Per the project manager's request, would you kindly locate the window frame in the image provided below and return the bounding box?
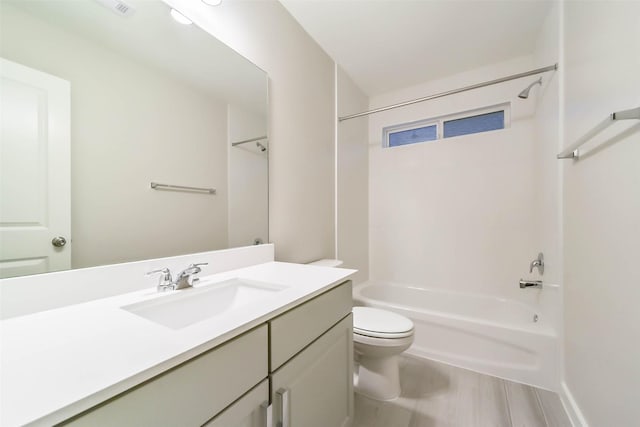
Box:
[382,103,510,148]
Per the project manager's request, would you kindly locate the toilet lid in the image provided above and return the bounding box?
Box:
[353,307,414,339]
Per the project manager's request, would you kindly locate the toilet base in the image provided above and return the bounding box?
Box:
[355,354,401,401]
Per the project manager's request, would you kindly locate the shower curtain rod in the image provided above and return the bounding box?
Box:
[338,63,558,122]
[231,135,268,146]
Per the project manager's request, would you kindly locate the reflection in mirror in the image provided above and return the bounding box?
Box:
[0,0,268,279]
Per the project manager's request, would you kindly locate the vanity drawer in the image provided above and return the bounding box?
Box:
[63,325,268,427]
[270,280,352,371]
[203,379,269,427]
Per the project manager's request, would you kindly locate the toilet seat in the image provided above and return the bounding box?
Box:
[353,307,414,339]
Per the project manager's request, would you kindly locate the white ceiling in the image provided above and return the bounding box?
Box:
[280,0,553,96]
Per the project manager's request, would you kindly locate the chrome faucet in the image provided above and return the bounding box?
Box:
[174,263,208,290]
[146,263,208,292]
[519,279,543,289]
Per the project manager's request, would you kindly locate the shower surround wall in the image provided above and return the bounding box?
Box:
[531,1,562,371]
[368,55,559,313]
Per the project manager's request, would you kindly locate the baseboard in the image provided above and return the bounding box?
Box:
[559,381,589,427]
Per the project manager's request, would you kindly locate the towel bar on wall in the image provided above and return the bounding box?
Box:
[231,136,267,146]
[557,106,640,159]
[150,182,216,194]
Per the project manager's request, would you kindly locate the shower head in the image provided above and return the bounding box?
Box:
[256,141,267,152]
[518,77,543,99]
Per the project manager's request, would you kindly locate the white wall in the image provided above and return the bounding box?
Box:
[563,1,640,425]
[228,105,269,248]
[167,0,336,263]
[337,66,369,283]
[368,55,560,309]
[1,4,229,268]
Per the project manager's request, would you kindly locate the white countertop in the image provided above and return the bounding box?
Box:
[0,261,355,427]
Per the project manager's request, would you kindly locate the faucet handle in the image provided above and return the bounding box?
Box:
[174,262,208,289]
[190,262,208,272]
[179,262,208,276]
[146,267,171,278]
[146,268,173,291]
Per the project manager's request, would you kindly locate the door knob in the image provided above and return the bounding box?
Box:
[51,236,67,247]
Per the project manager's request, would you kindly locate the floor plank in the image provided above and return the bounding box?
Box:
[504,381,547,427]
[353,355,568,427]
[354,392,415,427]
[477,373,512,426]
[535,388,572,427]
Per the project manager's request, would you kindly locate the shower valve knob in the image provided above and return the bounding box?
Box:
[529,252,544,275]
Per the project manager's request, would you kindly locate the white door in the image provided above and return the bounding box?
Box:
[0,58,71,278]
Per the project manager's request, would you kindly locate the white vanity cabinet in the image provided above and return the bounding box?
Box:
[61,280,353,427]
[63,325,269,427]
[269,281,354,427]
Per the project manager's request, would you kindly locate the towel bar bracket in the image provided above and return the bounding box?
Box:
[557,149,579,160]
[612,107,640,121]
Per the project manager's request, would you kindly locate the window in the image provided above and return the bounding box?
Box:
[383,104,509,148]
[388,124,437,147]
[443,110,505,138]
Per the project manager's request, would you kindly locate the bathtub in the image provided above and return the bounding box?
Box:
[353,282,558,391]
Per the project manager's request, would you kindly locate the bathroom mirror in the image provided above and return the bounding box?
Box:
[0,0,268,278]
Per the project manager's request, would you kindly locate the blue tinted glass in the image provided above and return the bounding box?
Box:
[388,125,437,147]
[443,111,504,138]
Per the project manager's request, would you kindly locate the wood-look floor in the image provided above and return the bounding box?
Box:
[353,355,571,427]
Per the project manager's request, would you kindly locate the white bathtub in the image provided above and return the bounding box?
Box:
[353,282,558,391]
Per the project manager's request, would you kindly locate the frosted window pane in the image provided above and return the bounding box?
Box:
[443,111,504,138]
[388,125,437,147]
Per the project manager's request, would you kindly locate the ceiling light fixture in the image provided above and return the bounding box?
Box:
[170,9,192,25]
[202,0,223,6]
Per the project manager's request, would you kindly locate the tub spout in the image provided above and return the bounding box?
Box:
[519,279,543,289]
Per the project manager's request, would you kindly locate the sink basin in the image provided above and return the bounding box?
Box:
[122,278,288,329]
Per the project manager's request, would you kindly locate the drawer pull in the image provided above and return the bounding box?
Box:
[276,388,290,427]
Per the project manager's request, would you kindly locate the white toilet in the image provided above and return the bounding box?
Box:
[307,259,415,400]
[352,306,414,400]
